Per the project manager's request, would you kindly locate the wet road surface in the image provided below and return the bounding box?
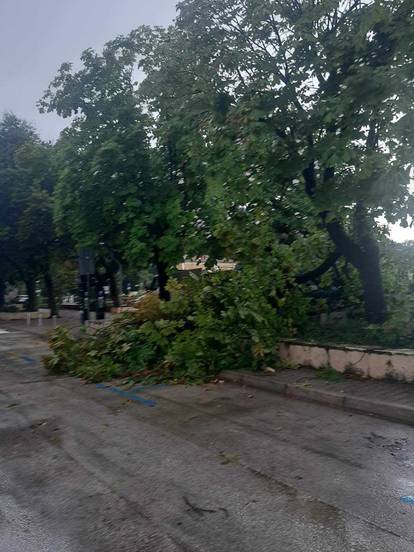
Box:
[1,328,414,551]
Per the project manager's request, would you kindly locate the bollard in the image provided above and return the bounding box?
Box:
[38,314,43,326]
[26,312,31,325]
[52,315,57,328]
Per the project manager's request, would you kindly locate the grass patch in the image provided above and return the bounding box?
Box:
[315,366,344,383]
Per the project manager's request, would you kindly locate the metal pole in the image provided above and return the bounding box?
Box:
[86,273,90,321]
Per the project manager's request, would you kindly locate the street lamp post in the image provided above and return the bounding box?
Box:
[78,248,95,325]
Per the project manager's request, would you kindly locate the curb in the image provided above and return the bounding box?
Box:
[220,370,414,426]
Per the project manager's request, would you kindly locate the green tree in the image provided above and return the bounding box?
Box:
[0,114,62,312]
[0,114,36,307]
[132,0,414,323]
[0,114,61,314]
[13,142,61,315]
[41,45,185,301]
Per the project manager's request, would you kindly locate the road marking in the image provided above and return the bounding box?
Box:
[95,384,157,407]
[21,355,36,363]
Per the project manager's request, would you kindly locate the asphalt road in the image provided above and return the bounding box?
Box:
[1,328,414,552]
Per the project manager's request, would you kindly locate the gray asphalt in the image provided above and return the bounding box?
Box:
[1,328,414,552]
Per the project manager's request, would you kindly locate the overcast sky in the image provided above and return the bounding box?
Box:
[1,0,411,241]
[0,0,177,141]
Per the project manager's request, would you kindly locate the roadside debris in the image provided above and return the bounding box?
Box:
[219,452,240,465]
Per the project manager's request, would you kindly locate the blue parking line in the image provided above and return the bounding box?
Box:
[21,355,36,363]
[95,384,157,407]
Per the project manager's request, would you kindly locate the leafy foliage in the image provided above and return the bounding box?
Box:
[45,261,308,383]
[0,114,61,312]
[5,1,414,383]
[130,0,414,323]
[41,42,186,301]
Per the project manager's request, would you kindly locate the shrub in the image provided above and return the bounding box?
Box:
[44,266,308,384]
[44,326,80,374]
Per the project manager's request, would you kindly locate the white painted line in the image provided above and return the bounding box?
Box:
[0,329,9,334]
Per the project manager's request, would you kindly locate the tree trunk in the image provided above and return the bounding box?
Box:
[156,259,170,301]
[153,245,170,301]
[25,278,37,312]
[324,217,386,324]
[0,276,5,311]
[358,253,387,324]
[353,204,387,324]
[108,271,120,308]
[44,272,59,317]
[302,163,387,324]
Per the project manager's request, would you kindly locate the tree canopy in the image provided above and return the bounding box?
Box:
[2,0,414,358]
[0,114,62,312]
[126,0,414,322]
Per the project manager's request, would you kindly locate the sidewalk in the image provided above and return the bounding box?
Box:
[0,309,113,339]
[221,367,414,426]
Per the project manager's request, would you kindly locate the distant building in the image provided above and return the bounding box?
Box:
[177,257,236,272]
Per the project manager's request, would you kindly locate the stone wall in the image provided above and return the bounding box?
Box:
[279,340,414,383]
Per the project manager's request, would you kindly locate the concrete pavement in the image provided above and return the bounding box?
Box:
[221,368,414,426]
[1,328,414,551]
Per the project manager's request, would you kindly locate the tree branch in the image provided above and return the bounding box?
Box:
[324,217,363,269]
[296,249,341,284]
